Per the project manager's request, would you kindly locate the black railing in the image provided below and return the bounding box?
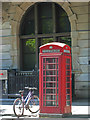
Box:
[8,70,39,97]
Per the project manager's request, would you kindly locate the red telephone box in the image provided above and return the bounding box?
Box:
[39,42,72,117]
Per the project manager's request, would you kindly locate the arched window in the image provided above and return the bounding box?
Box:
[20,2,71,71]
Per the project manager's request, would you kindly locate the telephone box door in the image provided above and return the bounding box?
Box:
[41,55,61,113]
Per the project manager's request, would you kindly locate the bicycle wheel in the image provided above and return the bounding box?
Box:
[13,98,24,117]
[28,95,39,113]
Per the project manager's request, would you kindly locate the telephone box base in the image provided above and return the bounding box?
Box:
[39,113,72,118]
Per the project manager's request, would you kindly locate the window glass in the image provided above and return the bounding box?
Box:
[20,6,35,35]
[56,4,71,33]
[38,3,53,34]
[22,39,36,70]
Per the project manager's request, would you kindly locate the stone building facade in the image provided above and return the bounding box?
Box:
[0,2,90,99]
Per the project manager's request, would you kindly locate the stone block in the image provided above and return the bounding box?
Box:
[69,14,77,21]
[80,65,88,73]
[0,44,11,52]
[10,50,17,56]
[72,47,80,54]
[71,20,77,31]
[72,6,88,15]
[7,6,16,14]
[20,2,34,11]
[78,31,88,40]
[12,56,18,69]
[2,22,11,29]
[11,2,22,6]
[75,89,90,99]
[1,29,11,37]
[79,57,88,64]
[75,81,89,90]
[75,74,89,82]
[78,40,88,48]
[79,48,88,57]
[11,20,19,36]
[1,36,11,45]
[71,2,88,7]
[0,59,12,68]
[11,38,17,50]
[77,14,88,23]
[77,23,88,31]
[71,31,78,38]
[72,38,78,47]
[0,53,11,60]
[14,6,24,22]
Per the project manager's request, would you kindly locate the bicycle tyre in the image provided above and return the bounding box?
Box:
[13,98,24,117]
[28,95,39,113]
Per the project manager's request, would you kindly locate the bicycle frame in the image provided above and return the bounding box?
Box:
[21,90,32,106]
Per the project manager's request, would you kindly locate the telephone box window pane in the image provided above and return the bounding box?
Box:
[66,95,70,100]
[46,101,56,106]
[66,77,70,82]
[46,89,56,94]
[46,70,56,75]
[46,83,56,88]
[66,71,70,76]
[43,83,45,87]
[43,71,45,75]
[43,89,45,94]
[66,83,70,88]
[46,77,56,81]
[43,64,45,69]
[57,89,58,94]
[46,64,56,69]
[46,95,56,100]
[46,58,56,63]
[43,77,45,81]
[66,59,70,64]
[43,58,45,63]
[66,101,70,106]
[43,95,45,101]
[66,65,70,70]
[66,89,70,94]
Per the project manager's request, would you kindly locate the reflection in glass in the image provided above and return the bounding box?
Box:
[66,71,70,76]
[66,59,70,64]
[66,95,70,100]
[46,95,56,100]
[66,65,70,70]
[46,83,56,88]
[46,58,58,63]
[66,101,70,106]
[66,83,70,88]
[66,89,70,94]
[46,101,56,106]
[66,77,70,82]
[46,89,56,94]
[46,70,56,75]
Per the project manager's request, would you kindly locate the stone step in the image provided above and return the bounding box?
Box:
[0,99,15,105]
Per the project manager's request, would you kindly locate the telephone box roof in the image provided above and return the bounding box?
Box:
[40,42,67,48]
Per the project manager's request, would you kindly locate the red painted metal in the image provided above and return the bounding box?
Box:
[39,42,72,115]
[0,73,4,75]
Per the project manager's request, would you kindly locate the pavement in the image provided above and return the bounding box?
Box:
[0,99,90,119]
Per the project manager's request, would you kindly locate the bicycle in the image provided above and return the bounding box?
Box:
[13,87,39,117]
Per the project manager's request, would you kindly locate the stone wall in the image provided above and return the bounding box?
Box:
[1,2,89,98]
[70,2,89,98]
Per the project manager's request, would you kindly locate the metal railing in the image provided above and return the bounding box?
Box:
[8,70,39,97]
